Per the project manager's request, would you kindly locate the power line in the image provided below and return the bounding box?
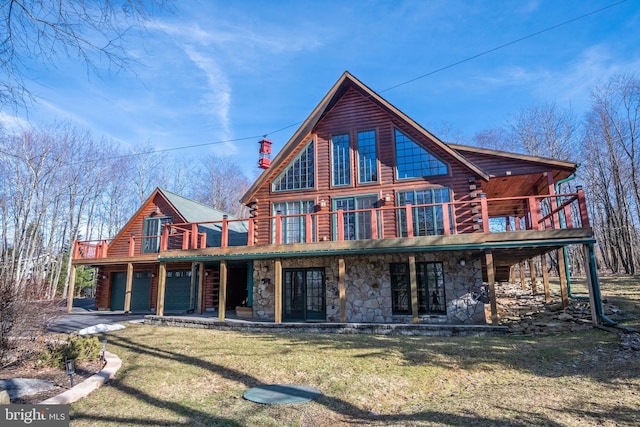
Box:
[2,0,628,165]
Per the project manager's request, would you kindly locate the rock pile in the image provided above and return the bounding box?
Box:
[494,281,621,335]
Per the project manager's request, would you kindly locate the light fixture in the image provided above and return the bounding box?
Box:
[319,199,327,208]
[384,193,391,203]
[459,259,466,267]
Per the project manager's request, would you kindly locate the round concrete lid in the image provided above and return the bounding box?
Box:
[243,384,321,405]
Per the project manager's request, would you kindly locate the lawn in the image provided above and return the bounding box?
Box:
[70,276,640,427]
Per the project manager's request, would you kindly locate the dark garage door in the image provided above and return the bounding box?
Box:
[110,272,126,311]
[165,270,197,312]
[130,272,151,311]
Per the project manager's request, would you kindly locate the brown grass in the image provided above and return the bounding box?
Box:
[69,276,640,427]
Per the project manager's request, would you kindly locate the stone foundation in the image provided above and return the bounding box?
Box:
[252,251,487,324]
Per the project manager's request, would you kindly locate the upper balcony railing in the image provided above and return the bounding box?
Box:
[73,188,590,260]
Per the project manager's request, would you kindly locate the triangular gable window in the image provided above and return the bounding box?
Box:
[273,141,315,192]
[395,129,448,178]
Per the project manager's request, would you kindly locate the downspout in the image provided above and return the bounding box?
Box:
[554,167,588,300]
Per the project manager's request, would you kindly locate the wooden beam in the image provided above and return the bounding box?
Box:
[156,263,166,316]
[197,262,205,314]
[409,256,419,324]
[66,265,76,313]
[219,260,227,320]
[582,244,600,325]
[275,259,282,323]
[519,262,526,290]
[124,262,133,312]
[189,262,197,312]
[557,249,569,309]
[338,258,346,322]
[485,250,499,325]
[541,254,551,303]
[528,259,537,295]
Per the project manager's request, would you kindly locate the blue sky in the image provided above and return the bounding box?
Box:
[5,0,640,173]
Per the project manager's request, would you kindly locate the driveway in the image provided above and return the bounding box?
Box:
[47,298,149,334]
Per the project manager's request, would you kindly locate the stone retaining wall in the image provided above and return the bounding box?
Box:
[252,250,488,324]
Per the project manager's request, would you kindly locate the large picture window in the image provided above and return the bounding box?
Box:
[395,129,448,179]
[272,201,316,244]
[273,141,314,192]
[333,195,379,240]
[397,188,452,236]
[357,130,378,183]
[391,262,446,315]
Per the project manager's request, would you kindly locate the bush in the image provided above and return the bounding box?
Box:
[37,335,102,369]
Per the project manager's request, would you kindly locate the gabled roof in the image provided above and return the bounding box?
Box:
[240,71,491,204]
[108,188,247,248]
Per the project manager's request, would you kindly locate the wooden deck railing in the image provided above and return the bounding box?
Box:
[72,188,591,260]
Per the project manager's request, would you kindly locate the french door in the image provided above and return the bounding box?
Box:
[283,268,325,321]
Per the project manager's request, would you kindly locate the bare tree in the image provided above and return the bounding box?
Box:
[0,0,165,109]
[192,154,251,218]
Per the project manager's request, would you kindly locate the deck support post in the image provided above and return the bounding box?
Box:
[156,263,166,316]
[275,258,282,323]
[541,254,551,303]
[338,258,346,322]
[557,249,569,309]
[124,262,133,313]
[485,250,499,325]
[409,256,419,324]
[189,262,198,312]
[66,265,76,313]
[528,259,537,295]
[197,263,205,314]
[519,262,526,290]
[583,243,602,325]
[219,260,227,320]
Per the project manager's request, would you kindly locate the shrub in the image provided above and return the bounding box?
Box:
[36,335,102,369]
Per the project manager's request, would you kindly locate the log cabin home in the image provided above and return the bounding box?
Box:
[70,71,604,326]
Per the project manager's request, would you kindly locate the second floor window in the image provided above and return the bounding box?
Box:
[397,188,452,236]
[357,130,378,183]
[395,129,448,179]
[272,200,316,244]
[332,134,351,186]
[142,216,171,253]
[333,195,379,240]
[273,141,314,192]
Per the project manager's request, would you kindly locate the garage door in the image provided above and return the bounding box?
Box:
[110,272,126,310]
[165,270,197,312]
[131,272,151,311]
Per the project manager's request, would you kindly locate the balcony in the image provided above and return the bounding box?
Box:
[73,189,592,262]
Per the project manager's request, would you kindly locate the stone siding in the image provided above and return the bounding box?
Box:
[252,251,487,324]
